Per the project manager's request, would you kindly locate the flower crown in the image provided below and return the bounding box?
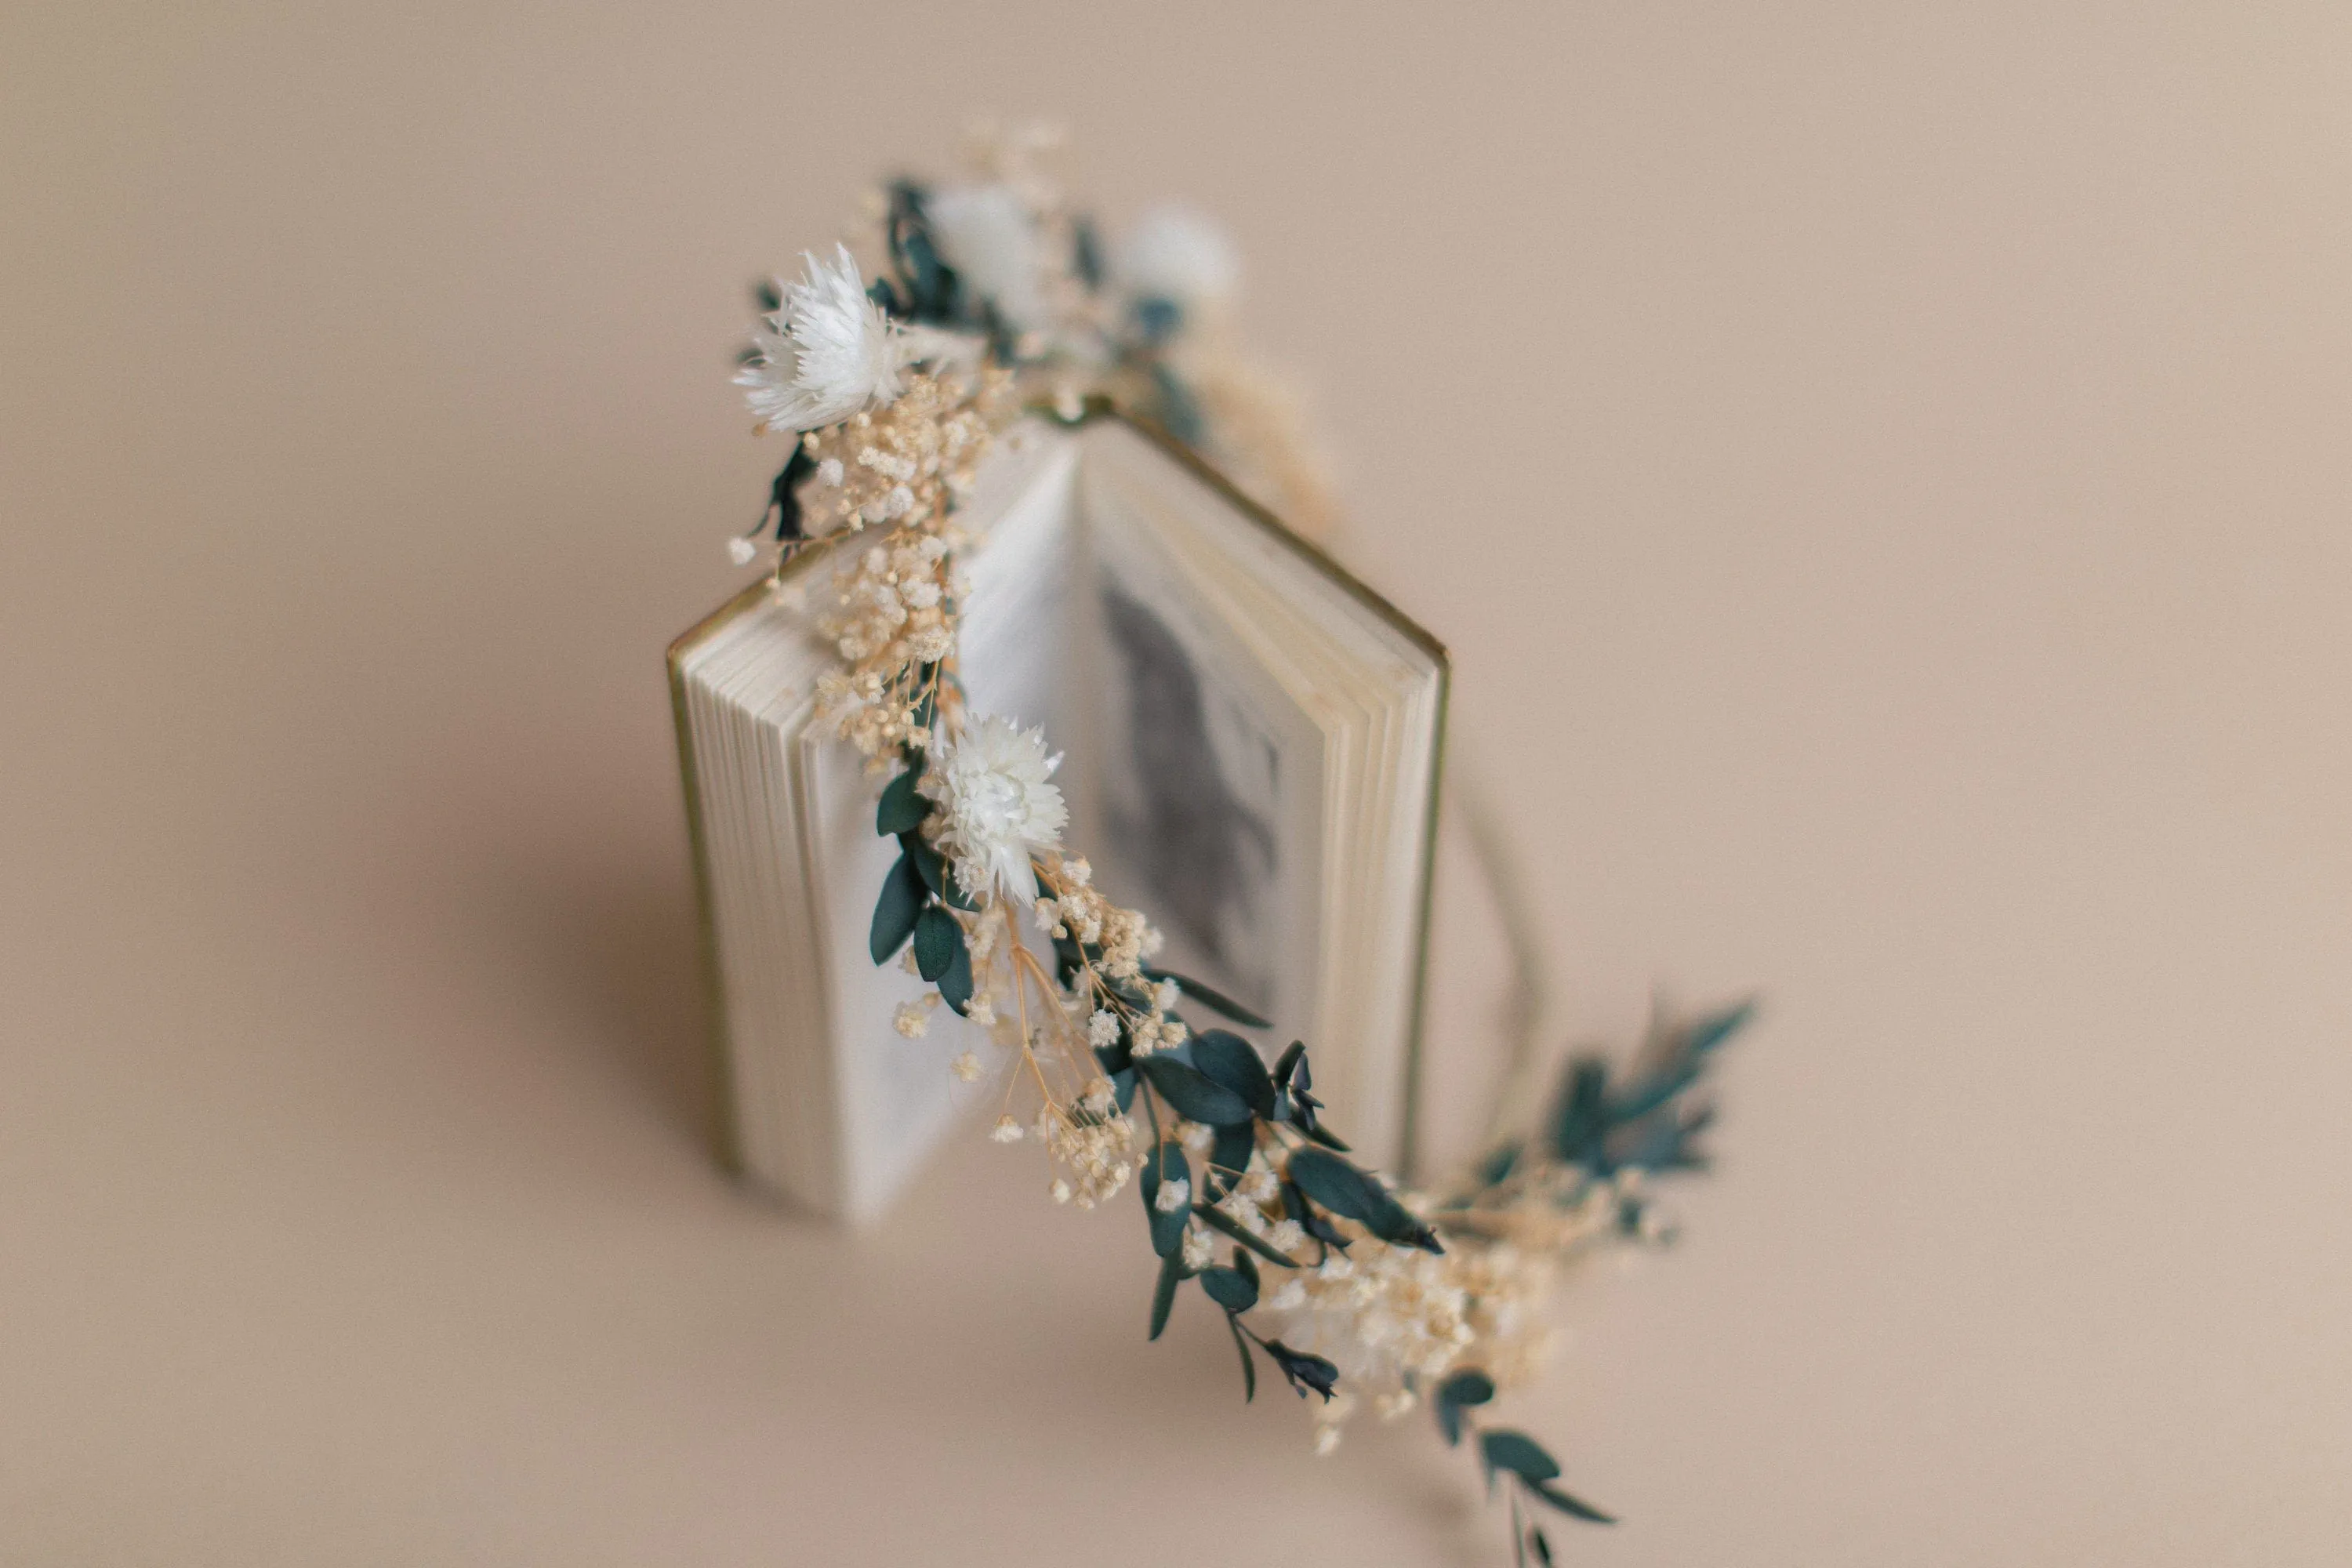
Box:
[720,128,1748,1563]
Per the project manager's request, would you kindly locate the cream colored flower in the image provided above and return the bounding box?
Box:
[923,715,1067,903]
[735,245,910,433]
[925,183,1047,330]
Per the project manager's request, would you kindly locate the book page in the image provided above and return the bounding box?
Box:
[1074,471,1326,1039]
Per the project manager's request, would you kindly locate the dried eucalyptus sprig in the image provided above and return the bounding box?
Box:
[719,129,1752,1561]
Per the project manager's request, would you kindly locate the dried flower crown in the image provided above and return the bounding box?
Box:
[717,129,1749,1563]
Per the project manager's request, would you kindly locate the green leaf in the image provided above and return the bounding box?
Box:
[935,926,974,1014]
[1140,1141,1192,1258]
[1303,1121,1352,1152]
[1191,1203,1300,1269]
[1285,1149,1389,1225]
[1192,1030,1276,1119]
[1530,1482,1616,1526]
[1272,1040,1305,1088]
[875,760,927,835]
[1147,1243,1184,1341]
[902,833,975,912]
[912,906,962,982]
[1480,1429,1561,1486]
[1135,1056,1252,1126]
[1548,1058,1610,1164]
[867,851,925,965]
[1204,1120,1255,1200]
[1224,1311,1256,1402]
[1142,967,1272,1029]
[1263,1339,1338,1400]
[1439,1369,1496,1407]
[1434,1368,1495,1447]
[1200,1265,1258,1312]
[1685,997,1756,1058]
[1530,1524,1554,1564]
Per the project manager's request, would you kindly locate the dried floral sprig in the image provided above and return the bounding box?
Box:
[721,132,1753,1563]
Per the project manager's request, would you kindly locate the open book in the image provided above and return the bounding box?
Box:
[669,414,1448,1221]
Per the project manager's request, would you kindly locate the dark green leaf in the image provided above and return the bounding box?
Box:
[1143,968,1272,1029]
[1140,1142,1191,1258]
[1149,361,1204,443]
[1530,1525,1554,1564]
[1373,1195,1445,1254]
[1191,1203,1300,1269]
[1548,1058,1610,1164]
[1224,1311,1256,1402]
[1303,1121,1352,1152]
[913,906,963,982]
[1685,998,1756,1058]
[1204,1120,1255,1200]
[1480,1430,1561,1486]
[1439,1369,1496,1407]
[902,833,975,912]
[876,760,927,835]
[1135,1056,1252,1126]
[1200,1265,1257,1312]
[1148,1243,1184,1341]
[1283,1178,1350,1249]
[1264,1339,1338,1400]
[1531,1481,1616,1525]
[1192,1030,1276,1118]
[1435,1368,1495,1446]
[867,851,925,965]
[935,926,974,1014]
[1272,1040,1305,1089]
[1286,1149,1389,1225]
[1111,1068,1137,1113]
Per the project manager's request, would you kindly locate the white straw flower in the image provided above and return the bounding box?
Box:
[922,715,1067,904]
[735,245,907,433]
[1116,202,1240,310]
[925,183,1047,330]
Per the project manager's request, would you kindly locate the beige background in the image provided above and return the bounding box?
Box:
[5,3,2349,1563]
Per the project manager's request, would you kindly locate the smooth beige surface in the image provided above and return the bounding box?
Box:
[5,5,2349,1563]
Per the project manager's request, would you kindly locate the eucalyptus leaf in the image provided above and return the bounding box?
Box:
[935,927,973,1014]
[1147,1243,1184,1341]
[913,905,963,983]
[1684,997,1756,1058]
[1224,1311,1257,1402]
[1479,1430,1561,1486]
[1135,1056,1252,1127]
[1531,1482,1616,1525]
[1303,1122,1352,1153]
[867,851,925,966]
[1192,1030,1276,1119]
[1142,968,1272,1029]
[1285,1149,1388,1225]
[875,760,927,836]
[1438,1369,1496,1408]
[1140,1142,1191,1258]
[1200,1265,1257,1313]
[1205,1120,1255,1200]
[1263,1339,1338,1401]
